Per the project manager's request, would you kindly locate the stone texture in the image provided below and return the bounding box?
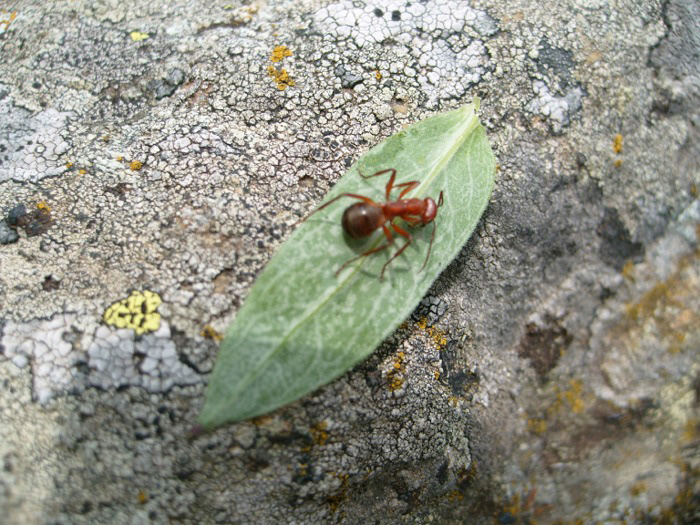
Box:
[0,0,698,523]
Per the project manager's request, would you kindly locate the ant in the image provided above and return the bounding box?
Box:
[302,168,444,279]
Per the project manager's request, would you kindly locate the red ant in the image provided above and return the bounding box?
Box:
[302,168,444,279]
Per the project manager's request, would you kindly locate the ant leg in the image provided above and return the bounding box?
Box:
[379,223,412,280]
[394,180,419,199]
[358,168,396,180]
[357,168,397,201]
[335,224,394,277]
[297,193,376,226]
[420,221,437,272]
[437,190,444,207]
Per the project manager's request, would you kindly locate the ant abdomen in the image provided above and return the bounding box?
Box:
[342,202,384,238]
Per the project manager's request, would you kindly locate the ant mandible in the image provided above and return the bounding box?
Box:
[302,168,444,280]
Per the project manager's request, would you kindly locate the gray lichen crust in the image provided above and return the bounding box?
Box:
[1,0,699,523]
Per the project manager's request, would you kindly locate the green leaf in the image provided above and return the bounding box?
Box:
[198,100,495,429]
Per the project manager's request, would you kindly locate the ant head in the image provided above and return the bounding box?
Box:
[422,197,439,223]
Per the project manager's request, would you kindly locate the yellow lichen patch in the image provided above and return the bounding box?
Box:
[267,65,295,90]
[36,201,51,213]
[691,184,698,198]
[310,421,329,446]
[130,31,149,42]
[79,169,87,175]
[137,490,148,504]
[103,290,162,335]
[117,156,124,162]
[65,161,74,169]
[270,45,292,63]
[613,159,623,168]
[201,325,223,342]
[386,351,405,391]
[130,160,143,171]
[375,70,382,80]
[613,133,623,154]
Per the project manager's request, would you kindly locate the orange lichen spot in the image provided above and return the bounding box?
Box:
[130,160,143,171]
[65,161,74,169]
[668,332,686,355]
[613,159,623,168]
[201,325,223,342]
[447,490,464,502]
[559,379,585,414]
[310,421,329,446]
[103,290,162,335]
[270,45,293,63]
[613,133,623,154]
[137,490,148,504]
[527,417,547,435]
[375,70,382,80]
[415,317,448,349]
[0,10,17,32]
[387,351,405,391]
[391,102,408,115]
[630,481,647,497]
[267,65,295,90]
[625,281,673,322]
[681,418,699,443]
[36,201,51,213]
[327,472,349,513]
[621,259,636,281]
[251,414,273,426]
[585,50,603,65]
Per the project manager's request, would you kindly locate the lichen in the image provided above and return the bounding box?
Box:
[129,31,149,42]
[613,133,624,154]
[267,65,295,90]
[270,45,292,63]
[103,290,162,335]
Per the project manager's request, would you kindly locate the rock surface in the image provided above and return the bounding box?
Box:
[1,0,698,523]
